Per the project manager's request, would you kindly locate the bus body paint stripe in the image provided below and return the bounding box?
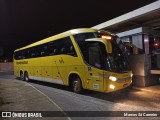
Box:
[29,76,63,85]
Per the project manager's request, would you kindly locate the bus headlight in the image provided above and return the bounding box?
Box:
[109,84,115,89]
[109,76,117,81]
[131,73,133,77]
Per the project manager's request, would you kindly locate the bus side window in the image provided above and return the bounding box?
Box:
[47,42,55,55]
[23,50,29,59]
[61,48,67,54]
[58,37,77,57]
[88,46,102,68]
[30,48,36,58]
[65,37,77,57]
[15,51,22,60]
[67,46,77,56]
[40,45,48,56]
[53,49,57,54]
[35,46,41,57]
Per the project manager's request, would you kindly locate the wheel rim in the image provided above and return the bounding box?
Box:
[73,81,80,92]
[24,73,29,81]
[25,77,28,81]
[20,73,23,80]
[25,75,28,81]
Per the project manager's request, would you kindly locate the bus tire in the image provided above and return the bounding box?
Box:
[20,71,24,80]
[24,72,29,82]
[72,77,83,94]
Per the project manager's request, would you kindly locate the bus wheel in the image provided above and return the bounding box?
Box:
[72,77,83,93]
[24,72,29,82]
[20,72,24,80]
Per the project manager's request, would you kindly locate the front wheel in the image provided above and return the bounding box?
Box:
[72,77,83,94]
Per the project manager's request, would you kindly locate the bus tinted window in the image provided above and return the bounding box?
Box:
[74,32,98,50]
[47,41,57,55]
[105,40,131,73]
[89,46,102,68]
[40,45,48,56]
[73,32,98,61]
[14,36,76,60]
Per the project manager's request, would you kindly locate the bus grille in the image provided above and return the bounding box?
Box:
[116,77,131,83]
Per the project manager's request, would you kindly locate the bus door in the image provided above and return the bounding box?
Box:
[85,44,104,92]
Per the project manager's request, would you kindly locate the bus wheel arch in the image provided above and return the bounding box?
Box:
[69,73,83,93]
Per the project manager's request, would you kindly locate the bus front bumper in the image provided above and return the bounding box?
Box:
[105,79,132,93]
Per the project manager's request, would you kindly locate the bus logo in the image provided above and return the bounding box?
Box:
[2,112,11,117]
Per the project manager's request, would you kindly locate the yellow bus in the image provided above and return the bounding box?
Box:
[14,28,132,93]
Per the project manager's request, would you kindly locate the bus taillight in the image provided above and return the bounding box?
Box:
[154,43,159,47]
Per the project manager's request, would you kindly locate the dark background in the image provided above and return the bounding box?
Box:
[0,0,157,61]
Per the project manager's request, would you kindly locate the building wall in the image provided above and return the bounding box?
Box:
[0,62,13,72]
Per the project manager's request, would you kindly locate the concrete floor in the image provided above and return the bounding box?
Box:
[0,72,160,120]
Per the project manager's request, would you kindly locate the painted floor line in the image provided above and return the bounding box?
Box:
[27,82,72,120]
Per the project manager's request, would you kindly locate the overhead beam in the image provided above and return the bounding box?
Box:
[92,0,160,30]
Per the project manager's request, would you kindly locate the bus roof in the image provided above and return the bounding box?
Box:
[14,28,97,52]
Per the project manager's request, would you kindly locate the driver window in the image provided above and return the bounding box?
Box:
[89,46,101,68]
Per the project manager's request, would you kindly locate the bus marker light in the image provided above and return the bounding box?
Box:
[154,43,159,46]
[101,35,112,40]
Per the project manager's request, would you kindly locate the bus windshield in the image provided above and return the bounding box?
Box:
[73,32,130,73]
[105,40,130,73]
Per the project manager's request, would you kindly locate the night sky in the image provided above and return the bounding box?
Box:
[0,0,157,61]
